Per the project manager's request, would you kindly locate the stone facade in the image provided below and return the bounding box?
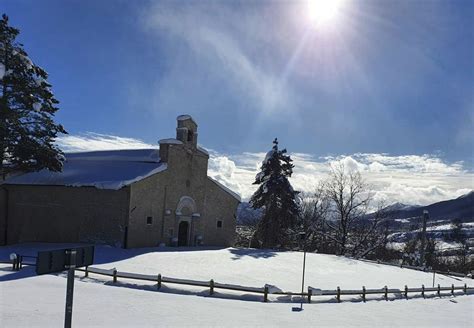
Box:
[0,115,240,248]
[0,185,129,246]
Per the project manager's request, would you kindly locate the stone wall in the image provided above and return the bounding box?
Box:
[201,178,239,246]
[3,185,130,246]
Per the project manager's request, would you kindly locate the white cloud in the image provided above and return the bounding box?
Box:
[210,152,473,206]
[56,133,473,206]
[207,154,243,197]
[143,3,292,115]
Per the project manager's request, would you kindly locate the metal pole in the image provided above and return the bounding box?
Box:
[421,210,429,267]
[65,250,76,328]
[292,233,307,312]
[300,249,307,310]
[432,270,435,288]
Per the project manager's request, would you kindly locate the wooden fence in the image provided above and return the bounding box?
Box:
[354,257,471,279]
[2,257,473,303]
[75,266,473,303]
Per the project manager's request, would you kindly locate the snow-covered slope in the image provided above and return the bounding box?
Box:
[91,246,469,290]
[1,244,472,291]
[0,244,472,327]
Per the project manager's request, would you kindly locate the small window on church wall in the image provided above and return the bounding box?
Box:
[146,216,152,225]
[187,130,194,142]
[217,220,223,228]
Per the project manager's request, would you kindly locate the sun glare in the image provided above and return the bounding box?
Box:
[307,0,344,25]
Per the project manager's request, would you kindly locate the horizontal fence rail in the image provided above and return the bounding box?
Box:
[354,258,471,278]
[75,266,473,303]
[2,256,473,303]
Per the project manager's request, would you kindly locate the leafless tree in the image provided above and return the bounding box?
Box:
[349,204,390,258]
[320,163,373,255]
[298,184,330,252]
[236,207,262,248]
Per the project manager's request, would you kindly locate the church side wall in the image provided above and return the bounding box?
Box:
[127,172,167,248]
[4,185,129,246]
[201,179,239,246]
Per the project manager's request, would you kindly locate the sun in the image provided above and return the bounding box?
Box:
[307,0,344,25]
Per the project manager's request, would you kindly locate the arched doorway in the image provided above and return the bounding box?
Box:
[175,196,198,247]
[178,221,189,246]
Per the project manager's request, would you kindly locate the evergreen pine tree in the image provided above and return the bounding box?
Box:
[250,138,299,248]
[0,14,66,177]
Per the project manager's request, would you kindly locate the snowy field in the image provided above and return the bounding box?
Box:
[0,243,473,327]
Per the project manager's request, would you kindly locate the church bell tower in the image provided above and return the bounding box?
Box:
[176,115,198,148]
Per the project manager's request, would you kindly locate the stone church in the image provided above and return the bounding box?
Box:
[0,115,240,248]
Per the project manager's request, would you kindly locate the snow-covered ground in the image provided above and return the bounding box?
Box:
[0,243,473,327]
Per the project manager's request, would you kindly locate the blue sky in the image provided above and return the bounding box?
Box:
[2,0,473,203]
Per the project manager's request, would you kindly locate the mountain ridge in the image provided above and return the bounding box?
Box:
[237,191,474,225]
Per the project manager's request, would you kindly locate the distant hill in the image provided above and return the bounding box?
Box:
[382,191,474,223]
[237,202,262,226]
[382,202,422,213]
[237,191,474,227]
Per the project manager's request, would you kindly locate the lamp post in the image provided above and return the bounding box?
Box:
[292,231,307,312]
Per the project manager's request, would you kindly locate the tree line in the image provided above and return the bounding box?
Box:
[239,139,472,274]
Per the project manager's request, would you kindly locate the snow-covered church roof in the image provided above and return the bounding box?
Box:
[2,149,167,190]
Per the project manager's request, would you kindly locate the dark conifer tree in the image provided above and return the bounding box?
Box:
[0,14,66,177]
[250,138,299,248]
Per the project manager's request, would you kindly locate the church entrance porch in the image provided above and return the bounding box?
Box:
[178,221,189,246]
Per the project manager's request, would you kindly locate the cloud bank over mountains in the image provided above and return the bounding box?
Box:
[57,133,473,206]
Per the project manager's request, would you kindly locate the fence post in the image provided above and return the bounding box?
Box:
[11,257,16,271]
[404,285,408,300]
[437,284,440,297]
[209,279,214,295]
[337,286,341,303]
[451,284,454,296]
[421,284,425,299]
[464,283,467,294]
[19,256,23,269]
[157,274,162,290]
[307,288,312,303]
[85,266,88,278]
[384,286,388,301]
[362,286,366,303]
[113,269,117,283]
[263,285,269,303]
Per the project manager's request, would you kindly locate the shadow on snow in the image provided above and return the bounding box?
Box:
[0,242,226,281]
[228,248,278,260]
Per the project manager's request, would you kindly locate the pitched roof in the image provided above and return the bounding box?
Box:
[2,149,167,190]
